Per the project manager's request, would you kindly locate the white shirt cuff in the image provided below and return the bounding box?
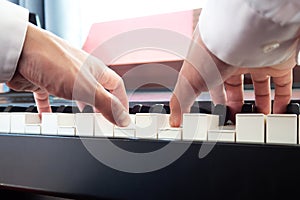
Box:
[199,0,300,67]
[0,1,29,82]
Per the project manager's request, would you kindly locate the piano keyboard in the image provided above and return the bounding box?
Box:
[1,102,300,200]
[0,103,300,146]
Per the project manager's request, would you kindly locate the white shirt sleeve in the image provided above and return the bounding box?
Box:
[0,0,29,82]
[199,0,300,67]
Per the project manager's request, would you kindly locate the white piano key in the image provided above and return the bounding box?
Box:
[114,115,136,138]
[208,126,236,142]
[114,127,135,138]
[42,113,58,135]
[57,114,76,136]
[94,113,114,137]
[57,127,76,136]
[25,125,41,134]
[158,128,182,140]
[183,114,219,141]
[0,113,10,133]
[11,113,40,134]
[75,113,94,137]
[236,114,265,144]
[135,113,169,139]
[10,113,26,134]
[57,113,75,127]
[266,114,297,144]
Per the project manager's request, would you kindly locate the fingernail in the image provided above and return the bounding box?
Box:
[117,110,131,127]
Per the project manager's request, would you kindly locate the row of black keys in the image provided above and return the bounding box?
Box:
[0,103,299,126]
[0,104,231,114]
[0,104,171,114]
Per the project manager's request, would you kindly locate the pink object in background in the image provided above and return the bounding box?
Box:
[82,10,194,66]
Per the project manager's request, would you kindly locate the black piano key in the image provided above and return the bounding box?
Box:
[72,106,81,113]
[190,106,200,113]
[130,104,143,114]
[164,105,170,114]
[190,105,211,114]
[140,105,150,113]
[0,107,6,112]
[241,103,256,113]
[149,104,162,114]
[149,104,170,114]
[212,104,229,126]
[62,106,80,113]
[3,106,27,112]
[55,105,66,113]
[62,106,72,113]
[3,106,15,112]
[51,106,59,113]
[82,105,94,113]
[286,103,300,115]
[25,105,38,113]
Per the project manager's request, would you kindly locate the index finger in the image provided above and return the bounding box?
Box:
[170,61,203,127]
[98,67,129,111]
[34,90,52,114]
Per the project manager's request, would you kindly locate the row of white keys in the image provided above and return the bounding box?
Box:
[0,112,42,134]
[114,113,214,141]
[41,113,92,136]
[0,112,173,139]
[0,112,193,140]
[0,113,40,133]
[96,113,172,138]
[3,111,298,145]
[187,113,298,145]
[236,114,298,145]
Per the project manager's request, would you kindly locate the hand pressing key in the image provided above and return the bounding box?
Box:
[6,23,131,127]
[169,1,299,127]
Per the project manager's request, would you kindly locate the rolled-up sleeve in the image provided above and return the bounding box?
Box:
[0,0,28,82]
[199,0,300,67]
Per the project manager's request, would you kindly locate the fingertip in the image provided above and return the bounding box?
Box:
[116,110,131,127]
[33,91,51,113]
[169,95,184,127]
[169,112,181,127]
[95,88,131,127]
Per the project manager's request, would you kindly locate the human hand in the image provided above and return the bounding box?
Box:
[6,23,131,127]
[221,56,296,122]
[169,27,298,127]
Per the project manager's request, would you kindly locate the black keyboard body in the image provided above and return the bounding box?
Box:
[1,135,299,200]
